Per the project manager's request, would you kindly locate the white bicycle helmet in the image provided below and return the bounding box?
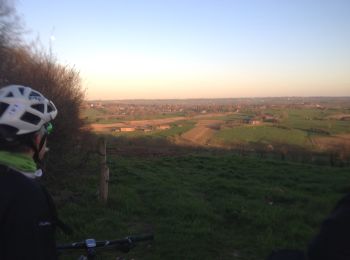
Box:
[0,85,57,136]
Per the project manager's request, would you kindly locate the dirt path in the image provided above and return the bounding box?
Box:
[90,117,186,131]
[180,126,216,145]
[178,119,225,145]
[89,112,233,132]
[195,119,224,126]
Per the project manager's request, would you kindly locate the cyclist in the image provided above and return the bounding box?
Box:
[0,85,59,259]
[268,193,350,260]
[308,193,350,260]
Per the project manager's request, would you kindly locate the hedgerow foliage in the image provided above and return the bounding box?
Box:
[0,0,85,155]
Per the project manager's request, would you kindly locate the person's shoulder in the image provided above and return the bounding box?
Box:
[334,193,350,209]
[0,165,40,196]
[0,166,51,220]
[325,193,350,223]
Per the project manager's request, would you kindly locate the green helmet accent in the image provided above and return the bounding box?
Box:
[45,122,53,134]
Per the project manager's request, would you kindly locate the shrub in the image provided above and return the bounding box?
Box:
[1,0,86,172]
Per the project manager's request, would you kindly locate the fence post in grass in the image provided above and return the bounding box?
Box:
[98,137,109,203]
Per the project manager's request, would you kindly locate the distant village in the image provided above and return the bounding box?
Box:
[83,97,350,133]
[84,100,239,115]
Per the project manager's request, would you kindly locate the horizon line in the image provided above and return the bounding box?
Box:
[85,95,350,102]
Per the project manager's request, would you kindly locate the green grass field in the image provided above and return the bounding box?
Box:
[263,108,350,135]
[213,125,311,148]
[82,107,186,124]
[55,106,350,259]
[203,113,253,121]
[111,121,196,139]
[81,108,108,123]
[54,153,350,260]
[208,108,350,150]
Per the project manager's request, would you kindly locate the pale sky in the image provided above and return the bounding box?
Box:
[17,0,350,99]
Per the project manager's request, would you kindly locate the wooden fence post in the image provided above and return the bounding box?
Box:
[98,137,109,203]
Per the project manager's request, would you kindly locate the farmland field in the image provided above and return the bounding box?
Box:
[212,125,311,148]
[277,109,350,134]
[55,153,350,260]
[53,101,350,259]
[181,126,216,145]
[110,121,196,139]
[83,105,350,164]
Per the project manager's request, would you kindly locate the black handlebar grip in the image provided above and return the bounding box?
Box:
[129,234,154,242]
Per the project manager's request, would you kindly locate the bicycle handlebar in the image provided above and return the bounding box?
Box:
[57,234,154,251]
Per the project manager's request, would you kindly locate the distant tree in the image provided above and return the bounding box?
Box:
[0,0,22,47]
[0,0,24,85]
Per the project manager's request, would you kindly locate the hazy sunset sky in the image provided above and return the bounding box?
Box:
[17,0,350,100]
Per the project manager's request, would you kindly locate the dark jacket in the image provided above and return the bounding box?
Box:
[308,193,350,260]
[0,164,57,260]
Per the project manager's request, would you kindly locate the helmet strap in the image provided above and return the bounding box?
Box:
[32,133,47,167]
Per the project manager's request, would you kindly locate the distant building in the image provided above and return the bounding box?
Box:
[262,114,277,123]
[138,125,153,132]
[120,127,136,132]
[157,125,171,130]
[242,116,251,124]
[242,116,261,125]
[250,119,261,125]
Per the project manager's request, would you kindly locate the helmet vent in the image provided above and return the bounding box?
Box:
[48,103,54,113]
[29,91,41,97]
[19,87,25,95]
[0,102,9,117]
[31,104,45,113]
[29,91,42,101]
[20,112,41,125]
[6,92,14,98]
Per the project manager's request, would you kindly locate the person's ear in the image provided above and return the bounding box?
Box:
[33,133,41,147]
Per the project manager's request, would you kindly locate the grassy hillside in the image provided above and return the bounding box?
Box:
[82,107,186,124]
[81,108,108,123]
[53,153,350,260]
[82,107,350,164]
[278,109,350,134]
[213,125,311,147]
[111,121,196,138]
